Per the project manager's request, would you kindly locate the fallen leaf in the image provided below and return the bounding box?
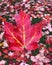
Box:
[4,11,50,51]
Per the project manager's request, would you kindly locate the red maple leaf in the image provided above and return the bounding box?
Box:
[4,11,50,51]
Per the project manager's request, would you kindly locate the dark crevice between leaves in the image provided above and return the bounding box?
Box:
[0,0,2,2]
[39,35,51,49]
[31,17,42,25]
[27,59,32,65]
[5,60,9,65]
[39,35,46,44]
[49,32,52,35]
[32,49,39,56]
[2,15,11,22]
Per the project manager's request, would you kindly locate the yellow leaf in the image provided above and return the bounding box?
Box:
[0,43,3,46]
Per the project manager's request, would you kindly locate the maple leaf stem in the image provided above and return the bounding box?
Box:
[22,17,26,47]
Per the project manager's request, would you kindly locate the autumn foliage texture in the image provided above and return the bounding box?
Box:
[4,11,50,51]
